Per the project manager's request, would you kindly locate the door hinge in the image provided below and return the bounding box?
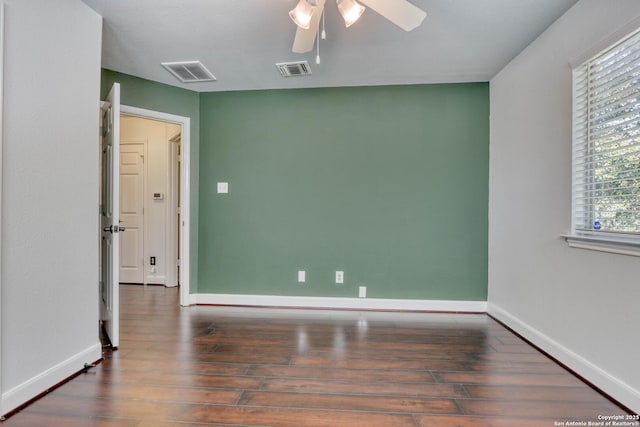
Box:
[177,207,181,215]
[177,258,181,266]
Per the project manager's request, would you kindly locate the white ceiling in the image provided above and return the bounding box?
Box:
[81,0,579,93]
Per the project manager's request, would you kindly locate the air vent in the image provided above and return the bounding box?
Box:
[161,61,216,83]
[275,61,312,77]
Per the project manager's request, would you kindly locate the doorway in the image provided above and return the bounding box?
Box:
[119,115,180,287]
[119,105,191,306]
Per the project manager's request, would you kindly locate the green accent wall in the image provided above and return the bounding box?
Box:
[199,84,489,300]
[100,69,200,292]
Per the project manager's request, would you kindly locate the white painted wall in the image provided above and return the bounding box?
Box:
[121,116,180,285]
[489,0,640,412]
[0,0,102,415]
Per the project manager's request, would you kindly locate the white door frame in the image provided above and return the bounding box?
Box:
[166,133,180,288]
[120,105,191,307]
[0,2,6,416]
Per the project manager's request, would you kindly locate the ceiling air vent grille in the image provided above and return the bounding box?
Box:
[161,61,216,83]
[276,61,312,77]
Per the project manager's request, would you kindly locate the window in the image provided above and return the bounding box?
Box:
[570,28,640,254]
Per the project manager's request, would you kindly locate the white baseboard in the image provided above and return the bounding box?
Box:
[191,293,487,313]
[1,342,102,417]
[488,303,640,413]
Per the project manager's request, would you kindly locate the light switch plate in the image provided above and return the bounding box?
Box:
[217,182,228,193]
[359,286,367,298]
[298,270,306,283]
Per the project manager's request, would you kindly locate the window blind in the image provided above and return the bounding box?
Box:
[572,28,640,237]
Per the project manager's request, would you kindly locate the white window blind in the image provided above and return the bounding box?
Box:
[572,28,640,241]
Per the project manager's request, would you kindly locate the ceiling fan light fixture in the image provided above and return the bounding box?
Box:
[289,0,317,29]
[336,0,365,28]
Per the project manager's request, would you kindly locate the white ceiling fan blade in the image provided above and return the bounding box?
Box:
[292,0,325,53]
[359,0,426,31]
[292,26,318,54]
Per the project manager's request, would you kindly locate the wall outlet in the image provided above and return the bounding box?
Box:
[297,270,306,283]
[359,286,367,298]
[335,271,344,284]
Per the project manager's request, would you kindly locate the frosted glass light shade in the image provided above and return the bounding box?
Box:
[289,0,316,29]
[337,0,365,27]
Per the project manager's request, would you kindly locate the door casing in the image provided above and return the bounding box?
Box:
[120,105,191,306]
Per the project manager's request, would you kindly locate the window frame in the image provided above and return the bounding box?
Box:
[566,25,640,257]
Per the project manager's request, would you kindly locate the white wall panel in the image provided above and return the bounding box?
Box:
[489,0,640,412]
[0,0,102,415]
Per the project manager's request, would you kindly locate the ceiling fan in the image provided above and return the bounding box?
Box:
[289,0,427,54]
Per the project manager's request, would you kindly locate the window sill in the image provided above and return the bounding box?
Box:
[562,234,640,257]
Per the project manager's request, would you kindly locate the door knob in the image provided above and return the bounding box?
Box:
[103,224,126,233]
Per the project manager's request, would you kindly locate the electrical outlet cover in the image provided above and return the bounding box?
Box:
[336,271,344,284]
[298,270,306,283]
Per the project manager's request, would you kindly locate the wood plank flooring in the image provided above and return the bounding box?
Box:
[2,285,631,426]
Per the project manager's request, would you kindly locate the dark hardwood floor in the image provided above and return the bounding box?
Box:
[2,285,630,426]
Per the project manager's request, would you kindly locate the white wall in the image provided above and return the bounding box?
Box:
[489,0,640,412]
[0,0,102,415]
[121,116,180,285]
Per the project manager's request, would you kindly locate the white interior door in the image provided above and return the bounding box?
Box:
[119,143,144,283]
[100,83,120,349]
